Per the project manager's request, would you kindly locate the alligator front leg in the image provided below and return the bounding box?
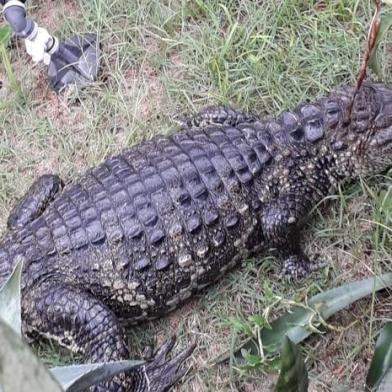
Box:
[262,193,317,279]
[24,283,193,392]
[7,174,63,230]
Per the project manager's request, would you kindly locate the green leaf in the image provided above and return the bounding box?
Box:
[0,319,63,391]
[249,314,268,328]
[366,322,392,389]
[369,13,392,77]
[240,349,262,368]
[0,26,11,46]
[215,273,392,364]
[376,366,392,391]
[0,257,24,336]
[50,360,144,392]
[274,336,308,392]
[227,317,254,336]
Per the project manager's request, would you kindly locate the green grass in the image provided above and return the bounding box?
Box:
[0,0,392,390]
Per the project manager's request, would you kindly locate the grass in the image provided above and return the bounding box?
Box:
[0,27,24,109]
[0,0,391,390]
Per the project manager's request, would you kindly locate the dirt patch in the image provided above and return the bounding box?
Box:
[308,293,392,391]
[31,88,86,132]
[29,0,80,32]
[139,66,165,122]
[121,40,166,123]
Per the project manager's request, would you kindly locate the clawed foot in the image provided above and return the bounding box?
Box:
[280,254,327,280]
[138,336,195,392]
[91,337,194,392]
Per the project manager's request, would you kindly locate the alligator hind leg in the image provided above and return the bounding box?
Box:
[7,174,63,230]
[176,105,259,130]
[24,283,194,392]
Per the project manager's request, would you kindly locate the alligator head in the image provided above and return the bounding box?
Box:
[325,82,392,179]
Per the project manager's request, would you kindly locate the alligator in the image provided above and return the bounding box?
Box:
[1,81,392,392]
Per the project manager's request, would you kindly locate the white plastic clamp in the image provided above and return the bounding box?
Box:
[46,35,59,55]
[25,26,53,64]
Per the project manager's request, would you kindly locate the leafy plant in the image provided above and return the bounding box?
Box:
[376,370,392,392]
[368,13,392,77]
[0,319,63,392]
[0,257,23,335]
[215,273,392,367]
[372,187,392,250]
[274,336,308,392]
[367,321,392,390]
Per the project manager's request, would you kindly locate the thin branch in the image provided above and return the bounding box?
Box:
[350,0,381,115]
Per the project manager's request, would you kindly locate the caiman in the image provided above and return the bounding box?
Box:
[1,81,392,391]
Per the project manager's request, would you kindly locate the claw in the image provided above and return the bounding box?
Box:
[141,337,195,392]
[142,345,153,361]
[152,335,177,364]
[169,341,196,366]
[92,337,195,391]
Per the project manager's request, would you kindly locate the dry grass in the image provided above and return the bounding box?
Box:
[1,0,392,391]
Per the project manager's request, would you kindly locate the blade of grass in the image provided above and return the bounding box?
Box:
[0,26,24,105]
[366,322,392,389]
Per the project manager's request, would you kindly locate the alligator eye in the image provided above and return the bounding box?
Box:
[326,106,340,116]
